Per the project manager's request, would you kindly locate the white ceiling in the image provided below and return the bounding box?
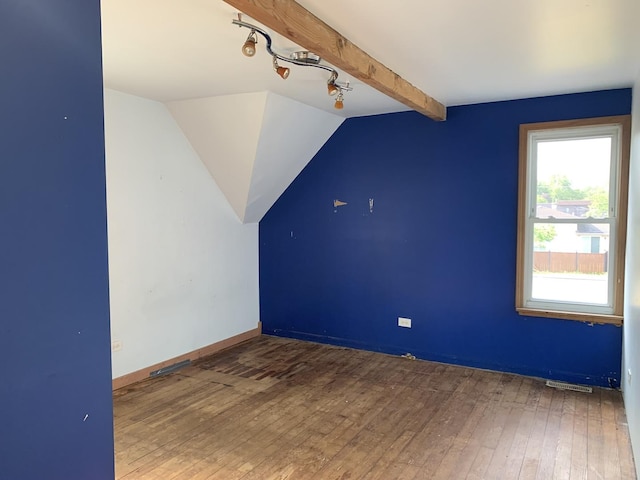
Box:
[101,0,640,118]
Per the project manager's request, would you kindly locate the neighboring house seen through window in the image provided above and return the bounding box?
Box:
[516,116,631,324]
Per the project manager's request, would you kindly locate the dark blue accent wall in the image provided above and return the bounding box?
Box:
[260,89,632,388]
[0,1,114,478]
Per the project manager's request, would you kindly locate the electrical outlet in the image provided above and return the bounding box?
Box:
[398,317,412,328]
[111,340,123,352]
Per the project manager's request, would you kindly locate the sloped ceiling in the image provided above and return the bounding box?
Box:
[168,92,344,223]
[245,93,344,223]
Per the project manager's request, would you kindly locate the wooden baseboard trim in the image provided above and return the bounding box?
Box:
[112,322,262,391]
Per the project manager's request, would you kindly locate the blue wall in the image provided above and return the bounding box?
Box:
[260,89,632,388]
[0,1,114,478]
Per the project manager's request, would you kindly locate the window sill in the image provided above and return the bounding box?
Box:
[516,307,623,326]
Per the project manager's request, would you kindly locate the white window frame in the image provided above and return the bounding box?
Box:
[516,116,631,325]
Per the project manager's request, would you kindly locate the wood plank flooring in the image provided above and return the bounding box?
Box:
[113,336,637,479]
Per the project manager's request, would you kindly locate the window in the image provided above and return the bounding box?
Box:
[516,116,631,324]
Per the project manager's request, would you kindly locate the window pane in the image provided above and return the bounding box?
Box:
[536,137,611,219]
[531,222,609,305]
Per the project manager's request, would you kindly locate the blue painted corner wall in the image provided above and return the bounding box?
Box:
[0,1,114,479]
[260,89,632,388]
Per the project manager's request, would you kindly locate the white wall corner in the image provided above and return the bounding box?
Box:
[105,89,259,379]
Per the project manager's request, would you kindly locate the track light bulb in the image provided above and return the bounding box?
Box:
[272,57,290,79]
[242,31,258,57]
[327,83,339,96]
[334,93,344,110]
[276,65,290,79]
[242,38,256,57]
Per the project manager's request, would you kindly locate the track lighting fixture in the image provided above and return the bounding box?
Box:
[241,30,257,57]
[327,71,339,96]
[272,56,290,79]
[290,51,321,64]
[327,83,340,96]
[232,15,352,109]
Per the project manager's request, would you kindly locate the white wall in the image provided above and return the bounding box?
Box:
[623,79,640,477]
[104,89,259,379]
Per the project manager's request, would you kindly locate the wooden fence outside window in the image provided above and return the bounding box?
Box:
[533,251,607,274]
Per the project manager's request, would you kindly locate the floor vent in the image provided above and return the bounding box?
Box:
[545,380,592,393]
[150,359,191,378]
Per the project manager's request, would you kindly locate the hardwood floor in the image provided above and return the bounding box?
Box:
[113,336,637,479]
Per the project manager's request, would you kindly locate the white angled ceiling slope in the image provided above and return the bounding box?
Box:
[168,92,344,223]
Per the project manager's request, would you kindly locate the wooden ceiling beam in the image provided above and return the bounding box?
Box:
[223,0,446,121]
